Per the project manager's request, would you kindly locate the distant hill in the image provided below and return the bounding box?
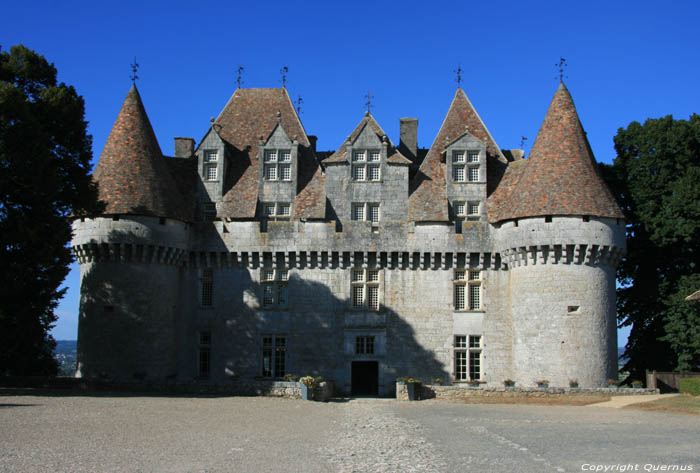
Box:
[54,340,77,376]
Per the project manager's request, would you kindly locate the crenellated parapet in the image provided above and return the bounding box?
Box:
[499,243,624,269]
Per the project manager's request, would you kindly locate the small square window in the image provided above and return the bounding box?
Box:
[280,150,291,162]
[352,269,364,282]
[353,151,365,162]
[204,150,218,162]
[352,165,366,181]
[368,204,380,224]
[455,270,466,281]
[369,151,380,162]
[264,165,277,181]
[264,204,275,216]
[468,167,479,182]
[453,151,465,163]
[453,166,465,182]
[278,203,290,216]
[352,204,365,221]
[467,202,480,217]
[262,269,275,281]
[469,335,481,349]
[264,150,277,163]
[455,335,468,348]
[368,165,381,181]
[367,269,379,282]
[467,151,479,163]
[469,270,481,281]
[454,203,465,216]
[206,165,217,181]
[280,165,291,181]
[278,270,289,281]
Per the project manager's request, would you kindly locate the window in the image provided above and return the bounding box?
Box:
[203,203,216,222]
[467,201,480,220]
[261,268,289,308]
[467,151,479,163]
[200,268,213,307]
[263,149,292,181]
[262,335,286,378]
[452,166,465,182]
[468,270,481,310]
[351,203,380,224]
[204,150,218,162]
[351,268,380,310]
[262,202,291,219]
[452,151,466,182]
[351,149,381,181]
[468,166,479,182]
[355,336,375,355]
[205,164,217,181]
[455,335,482,381]
[198,331,211,377]
[454,202,465,233]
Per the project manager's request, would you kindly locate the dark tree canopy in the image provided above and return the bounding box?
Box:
[0,45,103,375]
[602,114,700,381]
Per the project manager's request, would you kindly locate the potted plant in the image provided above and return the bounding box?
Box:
[504,379,515,388]
[536,379,549,388]
[631,380,644,389]
[396,376,407,385]
[468,379,483,388]
[299,376,315,400]
[283,373,298,382]
[569,379,579,388]
[432,377,443,386]
[607,378,620,389]
[406,378,420,401]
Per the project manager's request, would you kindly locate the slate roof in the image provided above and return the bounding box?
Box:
[214,88,326,219]
[323,114,412,165]
[487,82,624,223]
[408,88,508,222]
[93,84,192,221]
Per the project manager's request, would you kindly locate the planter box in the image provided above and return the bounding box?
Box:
[406,383,418,400]
[300,383,313,401]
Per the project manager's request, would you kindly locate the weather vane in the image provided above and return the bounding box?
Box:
[555,57,568,82]
[364,90,374,114]
[236,66,244,89]
[130,57,139,83]
[519,136,528,148]
[454,63,464,87]
[294,95,303,115]
[280,66,288,88]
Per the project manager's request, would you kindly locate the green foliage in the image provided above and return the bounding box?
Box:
[0,45,103,375]
[679,378,700,396]
[602,114,700,380]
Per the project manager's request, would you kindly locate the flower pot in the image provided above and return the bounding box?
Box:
[300,384,313,401]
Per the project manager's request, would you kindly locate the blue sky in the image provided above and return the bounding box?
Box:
[3,0,699,345]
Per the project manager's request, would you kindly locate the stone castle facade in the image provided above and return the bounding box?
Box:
[71,81,626,395]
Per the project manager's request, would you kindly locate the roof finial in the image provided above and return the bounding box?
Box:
[236,65,244,89]
[130,57,139,84]
[555,57,568,82]
[364,90,374,114]
[294,95,303,115]
[454,63,463,88]
[519,136,528,149]
[280,66,288,88]
[276,111,282,124]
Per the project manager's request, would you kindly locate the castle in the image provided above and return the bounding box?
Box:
[71,80,626,395]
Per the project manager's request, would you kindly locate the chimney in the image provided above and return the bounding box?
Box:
[399,118,418,162]
[174,137,195,158]
[308,135,318,153]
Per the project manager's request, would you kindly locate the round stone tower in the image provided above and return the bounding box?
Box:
[71,85,192,382]
[489,82,626,387]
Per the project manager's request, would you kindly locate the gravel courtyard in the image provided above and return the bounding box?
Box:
[1,392,698,473]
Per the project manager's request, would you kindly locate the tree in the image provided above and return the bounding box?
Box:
[602,114,700,381]
[0,45,103,375]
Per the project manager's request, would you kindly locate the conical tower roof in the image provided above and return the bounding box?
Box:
[488,82,624,223]
[93,84,190,221]
[408,88,507,221]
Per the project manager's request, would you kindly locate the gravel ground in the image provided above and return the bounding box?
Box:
[1,391,698,473]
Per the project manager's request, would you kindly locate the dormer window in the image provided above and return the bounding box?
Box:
[263,149,292,181]
[204,150,218,162]
[452,150,480,182]
[351,149,381,181]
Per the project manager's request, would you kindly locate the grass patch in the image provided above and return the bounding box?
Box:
[453,395,611,406]
[627,394,700,414]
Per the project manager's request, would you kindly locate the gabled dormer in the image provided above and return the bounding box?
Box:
[258,119,298,219]
[445,132,488,229]
[346,117,387,183]
[195,124,228,206]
